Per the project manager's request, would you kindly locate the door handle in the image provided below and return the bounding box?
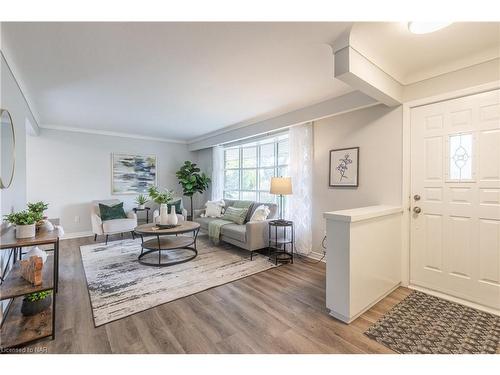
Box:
[413,206,422,214]
[414,194,421,201]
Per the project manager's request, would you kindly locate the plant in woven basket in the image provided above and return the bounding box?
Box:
[4,210,42,225]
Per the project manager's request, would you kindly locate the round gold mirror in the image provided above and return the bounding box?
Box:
[0,109,16,189]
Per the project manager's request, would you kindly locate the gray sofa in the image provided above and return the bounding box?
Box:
[194,199,278,259]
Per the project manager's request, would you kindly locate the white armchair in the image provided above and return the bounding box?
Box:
[91,199,138,244]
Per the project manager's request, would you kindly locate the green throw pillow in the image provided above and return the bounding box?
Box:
[233,200,254,222]
[167,199,183,215]
[222,206,248,225]
[99,202,127,221]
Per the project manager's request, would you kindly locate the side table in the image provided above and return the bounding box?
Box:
[268,220,294,265]
[133,207,151,224]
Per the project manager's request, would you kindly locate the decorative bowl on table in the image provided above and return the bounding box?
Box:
[157,224,180,229]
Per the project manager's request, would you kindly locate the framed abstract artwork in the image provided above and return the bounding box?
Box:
[111,153,157,194]
[329,147,359,187]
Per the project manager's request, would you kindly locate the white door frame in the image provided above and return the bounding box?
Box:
[401,81,500,294]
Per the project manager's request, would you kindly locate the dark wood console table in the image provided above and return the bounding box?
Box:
[0,223,60,349]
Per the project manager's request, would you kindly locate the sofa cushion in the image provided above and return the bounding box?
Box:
[222,206,248,225]
[99,202,127,221]
[221,224,246,243]
[233,200,255,222]
[194,216,216,230]
[250,205,271,221]
[102,218,136,233]
[248,202,278,220]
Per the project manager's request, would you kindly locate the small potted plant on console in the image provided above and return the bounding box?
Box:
[21,291,52,316]
[4,210,42,239]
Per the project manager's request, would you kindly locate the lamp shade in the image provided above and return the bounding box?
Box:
[270,177,292,195]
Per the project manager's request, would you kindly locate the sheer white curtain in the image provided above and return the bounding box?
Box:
[211,145,224,200]
[288,122,313,255]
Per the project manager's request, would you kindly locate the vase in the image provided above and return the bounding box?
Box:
[40,219,54,232]
[167,206,178,225]
[138,204,145,210]
[16,224,36,239]
[21,295,52,316]
[159,203,169,225]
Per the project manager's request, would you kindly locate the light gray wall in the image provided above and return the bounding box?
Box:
[26,129,204,234]
[311,104,403,253]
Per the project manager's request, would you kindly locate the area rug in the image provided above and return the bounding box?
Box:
[80,235,277,326]
[364,290,500,354]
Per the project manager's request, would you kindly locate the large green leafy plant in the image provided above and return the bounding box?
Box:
[175,161,211,220]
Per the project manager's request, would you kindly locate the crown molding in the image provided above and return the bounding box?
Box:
[39,124,187,144]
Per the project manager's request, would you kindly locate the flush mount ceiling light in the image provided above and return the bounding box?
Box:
[408,22,452,34]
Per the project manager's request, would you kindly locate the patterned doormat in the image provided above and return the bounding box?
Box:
[365,291,500,354]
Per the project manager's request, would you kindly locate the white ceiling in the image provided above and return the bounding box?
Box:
[351,22,500,84]
[2,22,353,141]
[2,22,499,142]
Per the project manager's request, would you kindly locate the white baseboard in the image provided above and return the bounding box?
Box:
[307,251,326,263]
[61,231,93,240]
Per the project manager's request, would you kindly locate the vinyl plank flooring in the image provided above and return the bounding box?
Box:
[22,235,418,354]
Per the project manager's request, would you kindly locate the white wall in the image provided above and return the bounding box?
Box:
[1,48,38,319]
[311,104,403,253]
[1,55,34,216]
[26,129,204,235]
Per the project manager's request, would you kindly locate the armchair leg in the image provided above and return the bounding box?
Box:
[250,251,254,261]
[131,231,136,240]
[94,234,97,241]
[105,235,109,245]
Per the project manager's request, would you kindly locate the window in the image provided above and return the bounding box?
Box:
[223,133,289,209]
[449,133,473,181]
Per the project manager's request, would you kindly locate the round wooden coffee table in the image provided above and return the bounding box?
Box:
[134,221,201,267]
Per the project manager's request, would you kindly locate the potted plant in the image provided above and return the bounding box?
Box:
[28,201,49,229]
[4,210,42,239]
[27,201,49,217]
[148,186,175,225]
[135,194,149,209]
[175,161,211,220]
[21,291,52,316]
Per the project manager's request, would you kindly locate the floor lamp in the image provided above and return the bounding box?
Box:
[270,177,292,222]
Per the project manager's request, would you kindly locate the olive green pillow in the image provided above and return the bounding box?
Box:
[99,202,127,221]
[222,206,248,225]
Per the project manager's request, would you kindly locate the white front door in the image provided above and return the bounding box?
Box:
[410,89,500,310]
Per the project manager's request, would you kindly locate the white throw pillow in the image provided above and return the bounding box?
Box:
[205,200,225,218]
[250,205,270,222]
